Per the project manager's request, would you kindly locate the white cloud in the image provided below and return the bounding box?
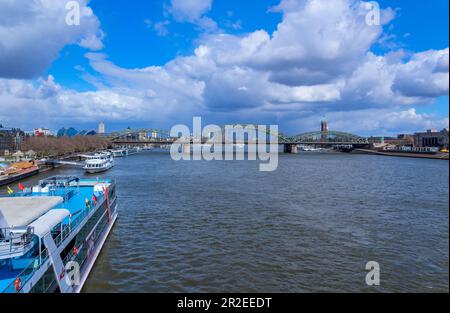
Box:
[251,0,394,82]
[169,0,213,22]
[154,20,171,37]
[285,107,449,136]
[165,0,218,32]
[392,48,450,98]
[0,0,103,79]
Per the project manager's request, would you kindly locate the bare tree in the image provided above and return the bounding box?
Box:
[22,136,111,158]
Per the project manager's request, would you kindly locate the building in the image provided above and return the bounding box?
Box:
[414,128,449,149]
[385,134,415,147]
[34,128,53,137]
[368,134,415,149]
[138,131,149,141]
[320,120,329,142]
[98,122,106,134]
[321,120,329,132]
[57,127,79,137]
[78,130,97,136]
[24,130,35,137]
[0,125,24,154]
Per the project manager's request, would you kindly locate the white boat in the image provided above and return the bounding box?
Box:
[126,147,140,155]
[299,145,322,152]
[111,147,140,157]
[111,149,127,158]
[82,152,114,174]
[0,176,118,293]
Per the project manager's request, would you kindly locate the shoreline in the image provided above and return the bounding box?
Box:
[2,148,449,188]
[354,149,449,160]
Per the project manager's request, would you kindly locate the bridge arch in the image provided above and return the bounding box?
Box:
[288,131,368,144]
[107,127,368,145]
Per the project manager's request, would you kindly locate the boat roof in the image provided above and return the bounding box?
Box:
[29,209,70,237]
[0,197,63,229]
[39,176,79,187]
[80,152,111,158]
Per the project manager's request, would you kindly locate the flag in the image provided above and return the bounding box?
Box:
[18,183,25,191]
[7,186,14,195]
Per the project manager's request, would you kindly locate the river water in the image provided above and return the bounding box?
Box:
[9,151,450,292]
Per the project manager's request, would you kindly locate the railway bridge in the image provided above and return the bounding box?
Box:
[107,126,370,153]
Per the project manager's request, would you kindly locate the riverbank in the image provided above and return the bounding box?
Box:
[21,135,111,159]
[354,149,449,160]
[0,162,65,187]
[0,151,85,188]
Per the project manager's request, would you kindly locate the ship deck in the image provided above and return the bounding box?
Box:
[0,179,112,292]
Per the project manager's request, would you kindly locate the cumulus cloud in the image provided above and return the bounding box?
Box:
[287,108,450,136]
[255,0,394,80]
[0,0,103,79]
[392,48,450,98]
[169,0,213,21]
[166,0,217,32]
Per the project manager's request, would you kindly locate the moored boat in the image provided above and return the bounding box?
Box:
[0,162,40,187]
[126,147,140,155]
[0,176,118,293]
[111,149,127,158]
[82,152,114,174]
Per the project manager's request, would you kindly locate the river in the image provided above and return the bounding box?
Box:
[7,151,449,292]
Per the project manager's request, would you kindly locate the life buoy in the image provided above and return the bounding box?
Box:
[73,247,79,255]
[14,277,21,292]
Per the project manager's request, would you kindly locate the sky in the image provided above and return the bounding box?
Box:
[0,0,448,136]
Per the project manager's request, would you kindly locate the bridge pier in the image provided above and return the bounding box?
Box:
[283,144,298,154]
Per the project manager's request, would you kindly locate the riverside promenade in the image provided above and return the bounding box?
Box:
[354,149,449,160]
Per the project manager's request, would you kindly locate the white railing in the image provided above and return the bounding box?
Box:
[0,228,34,260]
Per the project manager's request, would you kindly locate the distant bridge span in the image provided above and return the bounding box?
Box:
[107,128,370,152]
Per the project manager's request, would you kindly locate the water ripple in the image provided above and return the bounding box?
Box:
[22,152,448,292]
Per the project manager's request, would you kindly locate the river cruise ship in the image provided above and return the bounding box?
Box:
[111,149,127,158]
[0,176,118,293]
[110,147,141,157]
[82,152,114,174]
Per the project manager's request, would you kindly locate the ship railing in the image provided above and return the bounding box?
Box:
[0,227,34,260]
[61,204,111,271]
[2,248,49,293]
[53,192,106,248]
[1,194,102,293]
[2,193,105,293]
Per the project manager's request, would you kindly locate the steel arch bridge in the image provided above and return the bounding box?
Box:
[108,127,368,145]
[284,131,369,144]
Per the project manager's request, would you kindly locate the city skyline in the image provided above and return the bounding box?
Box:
[0,0,449,136]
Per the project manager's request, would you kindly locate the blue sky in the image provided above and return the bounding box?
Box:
[49,0,283,91]
[0,0,448,136]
